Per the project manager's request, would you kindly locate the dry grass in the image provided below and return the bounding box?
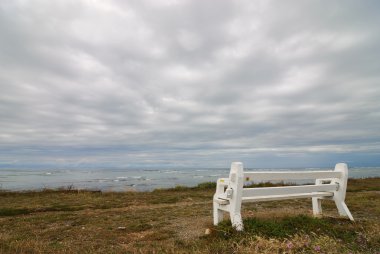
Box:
[0,179,379,253]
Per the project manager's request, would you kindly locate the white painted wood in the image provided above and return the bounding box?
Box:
[227,162,244,231]
[213,162,354,231]
[213,178,229,225]
[337,201,354,221]
[244,171,341,181]
[217,178,229,186]
[312,179,324,215]
[242,192,333,202]
[214,198,229,205]
[312,197,323,215]
[332,163,354,221]
[242,184,338,197]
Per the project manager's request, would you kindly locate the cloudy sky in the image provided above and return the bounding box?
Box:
[1,0,380,169]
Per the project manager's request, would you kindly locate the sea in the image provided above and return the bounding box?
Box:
[1,167,379,192]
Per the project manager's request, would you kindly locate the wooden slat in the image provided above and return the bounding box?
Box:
[242,184,338,197]
[242,192,333,203]
[214,198,229,205]
[244,171,341,181]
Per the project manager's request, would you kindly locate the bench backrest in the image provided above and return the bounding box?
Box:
[227,162,348,201]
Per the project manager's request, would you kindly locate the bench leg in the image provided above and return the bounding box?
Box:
[213,201,224,225]
[332,163,354,221]
[230,213,243,231]
[312,197,322,216]
[335,200,354,221]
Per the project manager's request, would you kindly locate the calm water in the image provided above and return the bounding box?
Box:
[1,167,379,192]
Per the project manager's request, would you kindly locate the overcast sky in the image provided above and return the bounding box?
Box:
[1,0,380,169]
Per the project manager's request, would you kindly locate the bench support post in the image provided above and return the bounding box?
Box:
[312,163,354,221]
[213,178,227,225]
[213,202,224,225]
[312,197,322,216]
[332,163,354,221]
[312,179,323,216]
[228,162,244,231]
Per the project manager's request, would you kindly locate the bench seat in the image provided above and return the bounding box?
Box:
[215,191,333,205]
[242,191,334,202]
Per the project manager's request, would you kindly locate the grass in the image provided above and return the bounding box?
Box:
[0,178,379,253]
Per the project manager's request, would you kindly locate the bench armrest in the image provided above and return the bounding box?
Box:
[215,178,229,197]
[216,178,229,186]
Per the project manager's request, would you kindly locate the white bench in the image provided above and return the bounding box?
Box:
[213,162,354,231]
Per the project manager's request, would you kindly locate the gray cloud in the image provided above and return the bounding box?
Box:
[1,0,380,168]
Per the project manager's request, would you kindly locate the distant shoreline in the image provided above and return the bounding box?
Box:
[1,177,379,193]
[2,166,380,192]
